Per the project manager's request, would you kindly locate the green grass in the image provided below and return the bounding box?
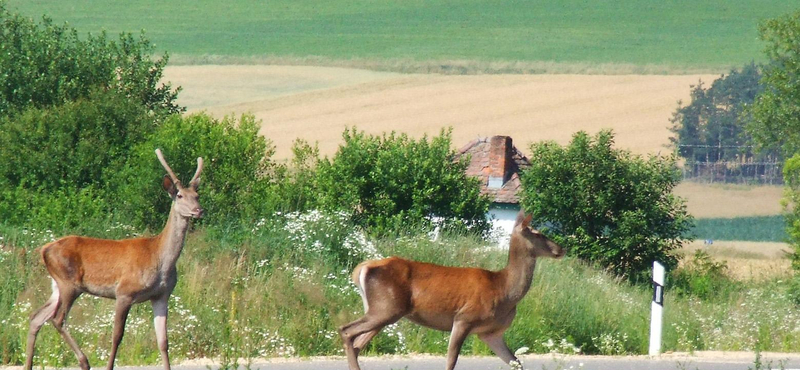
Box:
[4,0,798,72]
[2,213,798,366]
[692,216,788,242]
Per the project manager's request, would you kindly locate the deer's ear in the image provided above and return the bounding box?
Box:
[162,175,178,197]
[189,176,201,190]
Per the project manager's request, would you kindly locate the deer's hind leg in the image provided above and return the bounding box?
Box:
[25,279,61,370]
[50,285,89,370]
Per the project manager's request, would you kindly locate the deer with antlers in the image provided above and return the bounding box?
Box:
[24,149,204,370]
[339,212,564,370]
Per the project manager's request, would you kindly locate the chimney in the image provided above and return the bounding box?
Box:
[487,136,512,189]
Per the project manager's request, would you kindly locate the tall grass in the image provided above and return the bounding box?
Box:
[6,0,798,71]
[1,213,798,366]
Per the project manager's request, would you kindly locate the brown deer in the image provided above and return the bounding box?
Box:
[338,212,564,370]
[25,149,204,370]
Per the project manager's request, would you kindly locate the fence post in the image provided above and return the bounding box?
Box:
[649,261,665,356]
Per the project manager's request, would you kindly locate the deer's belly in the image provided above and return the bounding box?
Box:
[406,312,454,331]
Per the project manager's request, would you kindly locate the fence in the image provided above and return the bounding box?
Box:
[678,144,783,185]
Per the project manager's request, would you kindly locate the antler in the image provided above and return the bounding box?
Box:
[190,157,203,187]
[155,149,180,185]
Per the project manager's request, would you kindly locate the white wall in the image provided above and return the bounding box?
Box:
[487,206,519,248]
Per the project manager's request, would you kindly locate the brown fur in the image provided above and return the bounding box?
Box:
[25,150,203,370]
[339,212,564,370]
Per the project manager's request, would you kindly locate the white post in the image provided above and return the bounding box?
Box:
[649,261,665,356]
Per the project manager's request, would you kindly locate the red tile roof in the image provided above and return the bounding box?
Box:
[457,136,530,204]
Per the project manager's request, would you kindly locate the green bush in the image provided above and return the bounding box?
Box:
[0,89,156,190]
[520,130,694,282]
[0,4,180,117]
[111,113,280,230]
[315,128,490,235]
[784,154,800,304]
[0,89,156,232]
[670,250,739,300]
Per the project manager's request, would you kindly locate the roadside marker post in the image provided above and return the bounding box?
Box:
[649,261,665,356]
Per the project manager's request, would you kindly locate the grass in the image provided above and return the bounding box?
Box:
[1,212,798,367]
[692,216,788,242]
[5,0,798,72]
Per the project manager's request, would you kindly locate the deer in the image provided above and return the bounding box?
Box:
[24,149,204,370]
[338,211,564,370]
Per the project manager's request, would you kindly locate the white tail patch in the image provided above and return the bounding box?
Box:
[49,278,60,303]
[358,266,369,313]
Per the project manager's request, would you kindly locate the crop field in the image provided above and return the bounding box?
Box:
[5,0,798,72]
[164,65,718,160]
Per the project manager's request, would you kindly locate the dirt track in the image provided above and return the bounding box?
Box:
[164,65,716,160]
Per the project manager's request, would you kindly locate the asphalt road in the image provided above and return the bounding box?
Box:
[161,353,800,370]
[7,353,800,370]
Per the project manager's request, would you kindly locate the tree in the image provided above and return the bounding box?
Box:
[315,128,490,234]
[0,5,181,117]
[749,10,800,302]
[520,130,693,281]
[670,63,780,182]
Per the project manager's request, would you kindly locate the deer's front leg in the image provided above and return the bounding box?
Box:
[152,295,171,370]
[445,321,471,370]
[478,331,520,368]
[107,296,133,370]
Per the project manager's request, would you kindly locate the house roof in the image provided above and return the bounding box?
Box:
[457,136,531,204]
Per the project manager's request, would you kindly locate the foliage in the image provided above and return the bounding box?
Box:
[750,10,800,158]
[750,10,800,304]
[0,89,156,190]
[274,139,321,213]
[0,89,156,231]
[784,154,800,304]
[110,113,279,230]
[671,250,739,300]
[520,130,693,282]
[0,4,180,117]
[671,63,763,161]
[669,63,781,182]
[315,128,490,235]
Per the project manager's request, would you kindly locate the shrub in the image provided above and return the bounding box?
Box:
[0,4,180,117]
[315,128,490,235]
[0,89,156,190]
[0,89,156,231]
[784,154,800,304]
[520,130,693,282]
[110,113,280,230]
[671,250,739,300]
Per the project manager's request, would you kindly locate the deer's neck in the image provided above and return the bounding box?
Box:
[502,237,538,303]
[156,206,191,273]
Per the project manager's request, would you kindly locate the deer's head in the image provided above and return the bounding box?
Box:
[156,149,204,219]
[512,212,564,259]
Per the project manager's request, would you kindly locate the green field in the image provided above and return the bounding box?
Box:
[5,0,798,71]
[693,216,788,242]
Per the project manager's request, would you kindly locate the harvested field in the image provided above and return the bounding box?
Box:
[674,182,785,218]
[681,240,792,281]
[163,65,716,160]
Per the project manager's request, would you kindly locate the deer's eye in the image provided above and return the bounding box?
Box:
[177,193,183,199]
